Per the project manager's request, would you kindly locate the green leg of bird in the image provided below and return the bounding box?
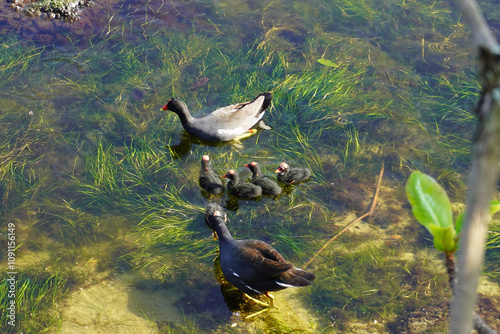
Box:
[244,293,270,307]
[265,292,277,309]
[243,292,280,320]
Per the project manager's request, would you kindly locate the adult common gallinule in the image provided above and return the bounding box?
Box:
[199,155,224,195]
[275,163,311,184]
[222,169,262,198]
[205,203,315,314]
[162,93,272,142]
[244,161,282,196]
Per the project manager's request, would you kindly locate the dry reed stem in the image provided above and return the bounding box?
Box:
[303,163,384,269]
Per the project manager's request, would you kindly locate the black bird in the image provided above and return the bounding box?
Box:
[199,155,224,195]
[222,169,262,198]
[275,162,311,184]
[245,161,282,196]
[162,93,272,142]
[205,203,315,315]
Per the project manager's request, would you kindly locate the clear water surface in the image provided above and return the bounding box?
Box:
[1,0,500,333]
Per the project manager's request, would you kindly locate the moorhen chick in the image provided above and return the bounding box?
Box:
[205,203,315,315]
[244,161,282,196]
[162,93,272,142]
[222,169,262,198]
[199,155,224,195]
[275,163,311,184]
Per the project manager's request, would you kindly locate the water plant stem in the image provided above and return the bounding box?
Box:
[303,163,384,269]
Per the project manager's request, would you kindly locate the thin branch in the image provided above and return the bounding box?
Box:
[303,163,384,269]
[454,0,500,52]
[450,1,500,333]
[445,254,497,334]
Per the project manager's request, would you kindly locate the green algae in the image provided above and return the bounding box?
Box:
[0,270,71,333]
[1,0,499,332]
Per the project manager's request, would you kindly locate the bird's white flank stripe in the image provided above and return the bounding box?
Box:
[276,281,297,288]
[217,127,245,136]
[245,285,261,294]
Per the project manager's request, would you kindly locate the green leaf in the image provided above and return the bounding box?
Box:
[317,58,339,68]
[455,200,500,236]
[406,172,453,230]
[489,200,500,216]
[428,224,456,253]
[455,212,464,236]
[406,172,457,253]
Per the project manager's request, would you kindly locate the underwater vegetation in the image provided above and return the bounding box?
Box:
[486,221,500,280]
[1,0,500,333]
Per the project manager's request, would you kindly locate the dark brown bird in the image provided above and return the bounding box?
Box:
[199,155,224,195]
[205,203,315,309]
[275,162,311,184]
[245,161,282,196]
[222,169,262,198]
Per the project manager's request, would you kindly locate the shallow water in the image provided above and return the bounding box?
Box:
[1,0,500,333]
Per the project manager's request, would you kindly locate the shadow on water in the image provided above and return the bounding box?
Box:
[167,131,233,160]
[167,124,270,160]
[123,266,235,332]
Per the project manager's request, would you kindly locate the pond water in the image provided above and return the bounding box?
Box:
[1,0,500,333]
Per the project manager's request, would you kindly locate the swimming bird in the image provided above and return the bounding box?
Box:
[245,161,282,196]
[204,203,315,316]
[275,162,311,184]
[222,169,262,198]
[162,93,272,142]
[199,155,224,195]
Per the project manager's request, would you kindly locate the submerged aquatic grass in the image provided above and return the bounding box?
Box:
[0,0,497,332]
[0,271,70,333]
[73,139,186,211]
[0,40,43,80]
[310,241,448,328]
[485,221,500,280]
